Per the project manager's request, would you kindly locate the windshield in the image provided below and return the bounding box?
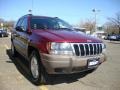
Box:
[30,17,73,30]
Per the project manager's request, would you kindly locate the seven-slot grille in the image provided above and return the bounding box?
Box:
[72,43,102,56]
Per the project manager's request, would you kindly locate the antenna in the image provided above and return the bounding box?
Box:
[28,0,33,14]
[32,0,33,11]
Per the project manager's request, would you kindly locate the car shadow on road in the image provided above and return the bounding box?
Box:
[6,49,94,85]
[47,71,93,85]
[6,49,31,80]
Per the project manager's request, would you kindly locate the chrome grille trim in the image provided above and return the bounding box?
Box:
[88,44,91,55]
[71,43,103,56]
[83,44,86,56]
[78,44,81,56]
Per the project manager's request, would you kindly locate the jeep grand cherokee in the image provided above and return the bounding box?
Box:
[11,14,106,85]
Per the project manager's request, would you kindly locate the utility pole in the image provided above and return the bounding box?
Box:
[32,0,33,12]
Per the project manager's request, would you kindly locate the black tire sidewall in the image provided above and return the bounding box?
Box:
[29,51,45,85]
[2,34,4,37]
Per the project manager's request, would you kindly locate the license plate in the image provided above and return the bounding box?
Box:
[89,60,99,66]
[88,58,99,66]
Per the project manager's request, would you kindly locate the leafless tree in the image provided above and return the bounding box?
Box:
[77,19,96,34]
[0,17,15,31]
[0,18,4,28]
[4,20,15,31]
[108,12,120,34]
[103,22,118,34]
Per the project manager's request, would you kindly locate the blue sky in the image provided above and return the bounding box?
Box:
[0,0,120,25]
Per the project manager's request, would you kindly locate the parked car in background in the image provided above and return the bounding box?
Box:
[104,35,110,40]
[109,34,120,41]
[116,35,120,41]
[104,34,120,41]
[91,31,107,39]
[109,35,116,40]
[0,29,8,37]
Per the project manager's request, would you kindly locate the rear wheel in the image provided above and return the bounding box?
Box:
[29,51,47,85]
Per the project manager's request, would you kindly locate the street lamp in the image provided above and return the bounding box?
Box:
[92,9,100,32]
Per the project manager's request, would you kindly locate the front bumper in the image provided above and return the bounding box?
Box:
[41,53,107,74]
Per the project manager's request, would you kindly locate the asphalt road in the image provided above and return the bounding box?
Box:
[0,37,120,90]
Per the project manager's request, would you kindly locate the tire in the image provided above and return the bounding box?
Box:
[11,42,17,57]
[29,51,47,85]
[1,34,4,37]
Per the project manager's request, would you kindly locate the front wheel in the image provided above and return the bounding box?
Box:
[29,51,47,85]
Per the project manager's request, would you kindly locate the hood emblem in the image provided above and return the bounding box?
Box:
[87,40,92,42]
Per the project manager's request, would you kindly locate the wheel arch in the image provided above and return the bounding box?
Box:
[27,45,41,59]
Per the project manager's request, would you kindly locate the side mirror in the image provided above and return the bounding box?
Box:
[15,26,24,32]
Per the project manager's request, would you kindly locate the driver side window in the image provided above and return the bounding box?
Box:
[20,18,28,31]
[16,18,23,27]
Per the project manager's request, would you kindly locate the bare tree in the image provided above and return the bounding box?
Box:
[108,12,120,34]
[4,20,15,31]
[103,22,118,34]
[77,19,96,34]
[0,17,15,31]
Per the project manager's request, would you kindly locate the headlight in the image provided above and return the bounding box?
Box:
[50,42,73,55]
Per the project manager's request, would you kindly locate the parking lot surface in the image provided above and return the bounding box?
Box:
[0,37,120,90]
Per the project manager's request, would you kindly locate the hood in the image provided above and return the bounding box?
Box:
[33,29,102,43]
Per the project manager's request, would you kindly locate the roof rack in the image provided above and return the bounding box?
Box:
[21,14,32,18]
[54,17,58,18]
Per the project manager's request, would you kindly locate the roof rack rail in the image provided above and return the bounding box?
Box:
[27,14,32,16]
[22,14,33,17]
[54,17,58,18]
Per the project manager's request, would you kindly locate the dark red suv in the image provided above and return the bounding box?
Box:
[11,14,106,85]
